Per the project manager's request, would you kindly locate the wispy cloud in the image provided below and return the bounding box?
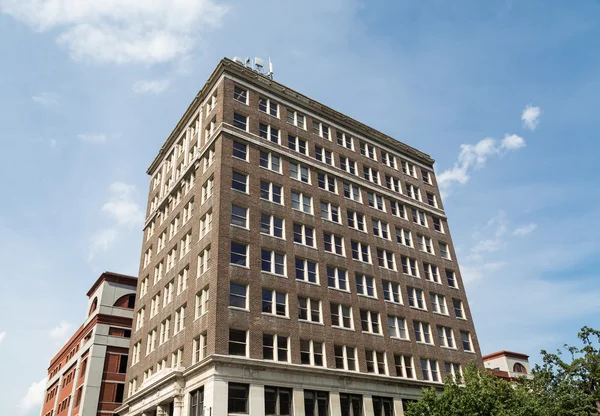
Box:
[18,378,46,414]
[513,223,538,236]
[133,79,170,94]
[2,0,229,65]
[32,92,60,108]
[438,134,526,196]
[0,332,6,345]
[522,104,541,130]
[48,321,72,341]
[77,133,107,144]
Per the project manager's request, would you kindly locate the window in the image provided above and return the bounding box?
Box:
[293,224,316,247]
[356,274,376,298]
[430,293,448,315]
[351,241,371,263]
[290,163,311,183]
[182,200,194,224]
[298,297,321,322]
[261,214,285,238]
[360,310,381,334]
[423,263,440,283]
[360,142,377,160]
[372,219,390,239]
[177,268,188,295]
[287,109,306,129]
[445,363,463,381]
[411,208,428,227]
[305,390,329,416]
[174,306,185,334]
[140,276,148,298]
[385,175,402,193]
[317,173,337,193]
[414,321,433,345]
[136,308,145,331]
[445,269,458,288]
[395,355,414,379]
[259,97,279,117]
[233,86,248,104]
[168,216,180,240]
[432,217,444,233]
[291,191,312,214]
[339,156,357,176]
[229,283,248,309]
[336,131,353,149]
[377,249,396,270]
[180,232,192,258]
[264,386,292,416]
[229,329,247,356]
[232,171,248,193]
[315,146,334,166]
[230,242,248,267]
[193,333,208,364]
[297,339,326,369]
[262,289,287,317]
[417,235,434,254]
[157,232,166,252]
[334,345,357,371]
[363,166,380,185]
[163,280,174,307]
[288,135,307,154]
[259,123,280,144]
[324,233,345,255]
[263,335,289,362]
[190,387,204,416]
[382,280,402,304]
[331,303,353,329]
[388,316,408,340]
[340,393,362,416]
[195,287,209,318]
[422,169,432,184]
[295,258,318,284]
[347,210,366,232]
[426,192,437,207]
[198,247,211,275]
[233,113,248,131]
[132,342,141,364]
[143,247,152,268]
[232,141,248,161]
[381,151,397,169]
[402,160,416,177]
[199,211,213,238]
[395,227,412,247]
[228,383,249,414]
[154,262,164,284]
[146,328,157,354]
[408,288,426,310]
[391,201,407,219]
[150,294,160,318]
[461,331,474,352]
[260,151,282,173]
[453,299,465,319]
[343,183,362,202]
[261,249,286,276]
[201,176,214,204]
[405,184,421,201]
[327,266,347,291]
[513,363,527,374]
[421,359,440,382]
[401,256,419,277]
[313,121,330,139]
[438,326,455,348]
[231,205,248,228]
[320,201,340,223]
[439,242,451,259]
[367,192,385,211]
[366,350,387,375]
[260,181,283,204]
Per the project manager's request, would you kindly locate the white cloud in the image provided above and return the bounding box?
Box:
[461,262,505,284]
[32,92,60,108]
[133,79,171,94]
[18,378,46,414]
[48,321,72,341]
[438,134,526,196]
[513,223,538,236]
[522,104,541,130]
[89,228,118,256]
[102,182,144,228]
[0,332,6,344]
[2,0,229,64]
[77,133,107,144]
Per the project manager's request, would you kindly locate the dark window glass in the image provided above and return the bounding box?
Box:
[304,390,329,416]
[189,387,204,416]
[228,383,249,414]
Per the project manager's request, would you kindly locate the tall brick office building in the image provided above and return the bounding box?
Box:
[119,58,481,416]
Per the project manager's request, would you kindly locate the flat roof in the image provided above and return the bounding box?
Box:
[86,271,137,298]
[482,350,530,361]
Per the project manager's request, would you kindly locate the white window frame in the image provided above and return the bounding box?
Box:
[336,131,354,150]
[293,223,316,248]
[259,151,282,173]
[367,192,386,211]
[260,181,284,205]
[360,309,381,334]
[291,191,313,214]
[261,249,287,276]
[408,287,427,310]
[372,219,390,240]
[356,274,377,298]
[414,321,433,345]
[195,287,209,318]
[326,266,348,291]
[382,280,403,304]
[350,241,371,263]
[343,183,362,202]
[376,249,396,270]
[295,258,319,284]
[317,173,337,193]
[438,326,455,349]
[290,163,311,184]
[300,339,325,367]
[331,303,353,329]
[320,201,341,224]
[260,213,285,239]
[388,316,408,340]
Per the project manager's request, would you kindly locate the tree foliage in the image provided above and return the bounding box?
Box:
[405,326,600,416]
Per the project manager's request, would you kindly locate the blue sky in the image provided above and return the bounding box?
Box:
[1,0,599,414]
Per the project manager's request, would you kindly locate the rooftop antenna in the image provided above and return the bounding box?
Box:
[254,57,264,73]
[267,57,274,79]
[244,57,251,68]
[232,55,274,80]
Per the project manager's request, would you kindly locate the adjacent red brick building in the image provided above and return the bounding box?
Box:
[41,272,137,416]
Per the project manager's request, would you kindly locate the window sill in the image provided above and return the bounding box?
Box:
[327,286,351,294]
[324,251,346,258]
[230,224,250,231]
[260,233,286,241]
[332,326,356,332]
[296,279,320,287]
[357,294,378,301]
[298,320,324,326]
[293,242,318,250]
[261,271,288,279]
[261,313,290,320]
[229,264,250,270]
[228,306,249,312]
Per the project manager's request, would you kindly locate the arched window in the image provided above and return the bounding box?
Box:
[113,294,136,309]
[513,363,527,374]
[89,298,98,316]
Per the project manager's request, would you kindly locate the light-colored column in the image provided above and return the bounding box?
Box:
[184,128,190,166]
[173,396,184,416]
[206,378,228,416]
[394,398,405,416]
[293,389,305,415]
[329,391,342,416]
[363,395,375,416]
[249,384,265,415]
